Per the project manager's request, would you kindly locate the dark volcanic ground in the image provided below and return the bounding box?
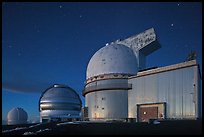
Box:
[2,119,202,135]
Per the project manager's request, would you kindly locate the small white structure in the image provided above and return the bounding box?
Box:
[7,107,28,125]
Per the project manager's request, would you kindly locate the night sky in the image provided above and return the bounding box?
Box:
[2,2,202,123]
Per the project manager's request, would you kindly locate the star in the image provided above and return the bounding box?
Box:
[177,3,180,6]
[171,23,174,27]
[8,45,12,48]
[79,15,82,18]
[55,47,59,50]
[184,44,189,48]
[18,52,22,56]
[59,5,63,9]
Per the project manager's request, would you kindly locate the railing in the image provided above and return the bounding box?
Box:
[85,73,132,85]
[83,83,132,96]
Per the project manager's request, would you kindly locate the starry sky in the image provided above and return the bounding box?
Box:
[2,2,202,123]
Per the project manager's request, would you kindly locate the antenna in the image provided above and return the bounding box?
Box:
[187,51,196,61]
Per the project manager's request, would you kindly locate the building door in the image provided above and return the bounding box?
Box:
[139,107,158,122]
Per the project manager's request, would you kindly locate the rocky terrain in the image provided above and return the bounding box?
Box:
[2,119,202,135]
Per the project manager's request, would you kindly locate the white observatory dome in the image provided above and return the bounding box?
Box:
[7,107,28,125]
[87,44,138,79]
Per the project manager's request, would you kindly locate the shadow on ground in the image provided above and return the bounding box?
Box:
[2,119,202,135]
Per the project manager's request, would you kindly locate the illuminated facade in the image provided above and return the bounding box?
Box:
[83,28,202,122]
[128,60,201,122]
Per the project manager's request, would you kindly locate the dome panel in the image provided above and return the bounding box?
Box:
[87,44,138,79]
[7,107,28,125]
[40,85,81,105]
[39,84,82,122]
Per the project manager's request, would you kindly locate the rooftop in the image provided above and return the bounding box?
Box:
[129,60,199,79]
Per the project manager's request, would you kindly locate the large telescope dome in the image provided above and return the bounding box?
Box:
[87,43,138,79]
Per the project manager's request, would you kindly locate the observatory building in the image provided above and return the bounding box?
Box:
[83,28,202,122]
[7,107,28,125]
[39,84,82,123]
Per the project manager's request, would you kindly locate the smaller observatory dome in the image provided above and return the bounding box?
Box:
[87,44,138,79]
[40,84,82,106]
[7,107,28,125]
[39,84,82,122]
